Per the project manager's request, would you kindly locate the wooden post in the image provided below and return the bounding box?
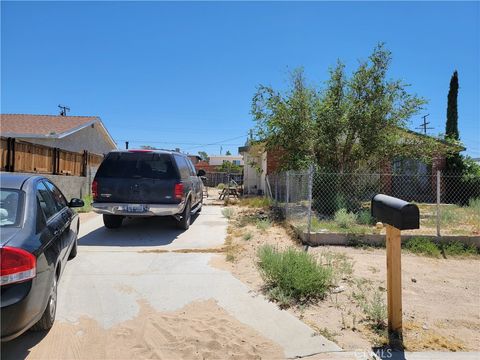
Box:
[386,224,403,344]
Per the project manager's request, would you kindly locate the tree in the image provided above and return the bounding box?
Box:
[445,71,459,140]
[225,150,232,155]
[198,151,209,162]
[218,161,242,174]
[252,44,437,172]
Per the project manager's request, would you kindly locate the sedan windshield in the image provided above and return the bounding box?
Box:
[0,189,23,227]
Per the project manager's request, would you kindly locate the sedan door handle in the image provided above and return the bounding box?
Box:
[53,229,60,236]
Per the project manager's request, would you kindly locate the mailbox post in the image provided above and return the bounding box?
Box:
[371,194,420,344]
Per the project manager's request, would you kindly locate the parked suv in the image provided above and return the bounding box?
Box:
[92,150,204,230]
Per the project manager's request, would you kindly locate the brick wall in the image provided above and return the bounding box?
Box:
[266,148,286,175]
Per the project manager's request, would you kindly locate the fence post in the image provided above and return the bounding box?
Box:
[306,164,314,251]
[436,170,441,238]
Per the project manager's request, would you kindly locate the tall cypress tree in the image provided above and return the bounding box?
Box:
[445,71,459,140]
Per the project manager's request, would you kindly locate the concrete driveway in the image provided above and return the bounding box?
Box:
[2,205,340,359]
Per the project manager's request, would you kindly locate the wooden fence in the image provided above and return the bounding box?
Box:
[0,137,104,177]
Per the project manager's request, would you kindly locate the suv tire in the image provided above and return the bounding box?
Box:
[103,215,124,229]
[178,200,191,230]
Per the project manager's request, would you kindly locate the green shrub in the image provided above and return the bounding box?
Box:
[257,245,333,306]
[444,241,478,256]
[361,290,387,329]
[404,237,441,257]
[221,208,235,219]
[334,208,357,229]
[468,198,480,213]
[243,232,253,241]
[256,218,272,231]
[357,210,374,225]
[238,197,272,209]
[217,183,226,189]
[77,194,93,213]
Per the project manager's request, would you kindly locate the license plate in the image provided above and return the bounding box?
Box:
[126,204,145,213]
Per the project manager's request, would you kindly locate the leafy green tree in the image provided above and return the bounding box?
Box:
[252,44,439,172]
[225,150,232,155]
[218,161,242,173]
[198,151,209,162]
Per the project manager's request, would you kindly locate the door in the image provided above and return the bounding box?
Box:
[43,180,73,261]
[36,182,66,262]
[174,155,196,205]
[187,158,203,204]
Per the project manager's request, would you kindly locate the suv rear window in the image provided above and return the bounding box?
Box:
[96,152,177,180]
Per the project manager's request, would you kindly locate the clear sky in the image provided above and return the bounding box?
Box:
[2,1,479,157]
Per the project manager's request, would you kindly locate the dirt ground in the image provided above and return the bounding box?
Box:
[5,299,283,360]
[211,205,480,352]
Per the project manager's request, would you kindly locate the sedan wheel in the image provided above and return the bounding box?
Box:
[31,275,57,331]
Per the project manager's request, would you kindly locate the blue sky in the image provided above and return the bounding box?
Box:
[2,1,479,157]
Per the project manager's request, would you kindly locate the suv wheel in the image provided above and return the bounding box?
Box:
[103,215,124,229]
[178,200,191,230]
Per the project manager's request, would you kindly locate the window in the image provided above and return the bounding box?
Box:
[96,153,177,179]
[0,189,23,227]
[186,158,197,176]
[36,182,57,220]
[44,181,68,211]
[233,160,241,166]
[174,155,191,179]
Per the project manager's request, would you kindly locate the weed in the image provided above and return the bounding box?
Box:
[334,208,358,229]
[321,251,354,284]
[256,218,272,231]
[257,245,333,306]
[468,197,480,213]
[238,197,272,209]
[76,194,93,213]
[357,210,374,225]
[243,232,253,241]
[217,183,226,189]
[221,207,235,219]
[443,241,478,256]
[316,327,338,342]
[362,290,387,330]
[404,237,441,258]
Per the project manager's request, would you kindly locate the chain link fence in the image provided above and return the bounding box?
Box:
[267,167,480,238]
[203,172,243,187]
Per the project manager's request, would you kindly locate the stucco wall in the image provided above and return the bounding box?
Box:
[19,124,115,155]
[15,165,99,201]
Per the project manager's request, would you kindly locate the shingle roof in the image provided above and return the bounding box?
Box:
[0,114,99,137]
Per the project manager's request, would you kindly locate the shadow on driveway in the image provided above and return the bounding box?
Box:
[1,329,48,360]
[78,213,199,247]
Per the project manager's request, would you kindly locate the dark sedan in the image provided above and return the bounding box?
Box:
[0,174,84,341]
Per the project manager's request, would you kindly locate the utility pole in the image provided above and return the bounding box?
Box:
[125,141,129,149]
[220,146,223,155]
[58,104,70,116]
[415,114,433,135]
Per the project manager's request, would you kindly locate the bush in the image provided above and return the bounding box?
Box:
[238,197,272,209]
[404,237,441,257]
[77,194,93,213]
[243,232,253,241]
[362,290,387,329]
[217,183,226,189]
[256,218,272,231]
[257,245,333,306]
[444,241,478,256]
[221,208,235,219]
[334,208,357,229]
[468,198,480,213]
[357,210,374,225]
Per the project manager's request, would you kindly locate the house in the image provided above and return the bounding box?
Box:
[208,155,244,167]
[239,131,464,197]
[0,114,116,154]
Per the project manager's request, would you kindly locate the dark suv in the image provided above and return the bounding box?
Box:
[92,150,204,230]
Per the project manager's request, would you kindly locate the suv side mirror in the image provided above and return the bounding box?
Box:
[69,198,85,208]
[197,169,206,177]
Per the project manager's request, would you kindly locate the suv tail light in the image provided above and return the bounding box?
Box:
[1,247,36,286]
[92,180,98,200]
[174,183,184,200]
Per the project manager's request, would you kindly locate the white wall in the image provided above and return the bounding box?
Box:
[241,152,266,195]
[209,155,244,166]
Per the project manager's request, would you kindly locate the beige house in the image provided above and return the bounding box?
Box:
[0,114,116,154]
[208,155,244,167]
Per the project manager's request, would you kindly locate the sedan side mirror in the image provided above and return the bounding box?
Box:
[69,198,85,208]
[197,169,206,177]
